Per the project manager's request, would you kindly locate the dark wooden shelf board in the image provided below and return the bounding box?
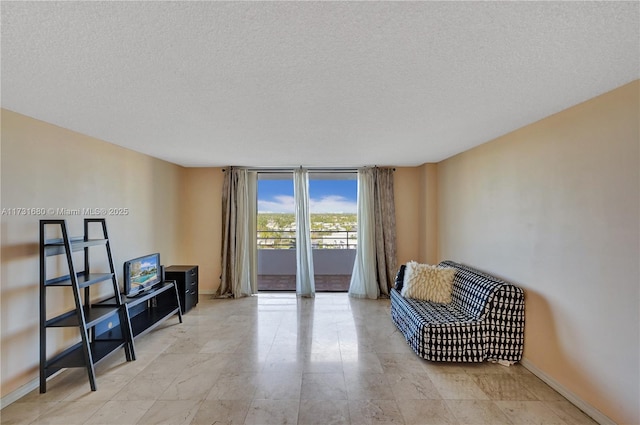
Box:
[95,281,177,308]
[44,339,127,378]
[46,306,121,328]
[130,305,181,338]
[45,272,114,288]
[43,238,108,256]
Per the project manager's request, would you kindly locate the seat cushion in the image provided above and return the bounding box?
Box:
[390,288,487,362]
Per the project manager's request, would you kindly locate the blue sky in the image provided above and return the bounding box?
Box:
[258,179,357,213]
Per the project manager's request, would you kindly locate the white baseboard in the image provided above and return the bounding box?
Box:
[0,377,39,409]
[520,358,616,425]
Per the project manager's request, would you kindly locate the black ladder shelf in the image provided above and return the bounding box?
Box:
[39,218,135,392]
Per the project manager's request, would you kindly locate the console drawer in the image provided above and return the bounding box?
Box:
[165,265,198,314]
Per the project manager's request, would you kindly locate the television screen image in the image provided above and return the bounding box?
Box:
[124,253,161,296]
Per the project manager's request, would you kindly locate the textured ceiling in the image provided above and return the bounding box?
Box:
[2,1,638,167]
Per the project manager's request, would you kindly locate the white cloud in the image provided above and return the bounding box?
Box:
[258,195,356,214]
[258,195,295,213]
[310,195,357,213]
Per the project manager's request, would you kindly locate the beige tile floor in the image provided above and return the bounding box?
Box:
[2,293,598,425]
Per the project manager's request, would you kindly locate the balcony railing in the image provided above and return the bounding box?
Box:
[257,230,356,249]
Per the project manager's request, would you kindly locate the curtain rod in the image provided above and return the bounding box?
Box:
[221,166,395,172]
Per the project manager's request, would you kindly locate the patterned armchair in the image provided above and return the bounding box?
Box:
[390,260,525,363]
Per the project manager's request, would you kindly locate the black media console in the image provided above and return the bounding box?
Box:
[96,281,183,359]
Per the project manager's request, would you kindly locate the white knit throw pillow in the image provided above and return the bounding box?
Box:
[401,261,456,303]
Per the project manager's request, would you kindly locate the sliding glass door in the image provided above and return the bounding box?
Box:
[256,171,356,292]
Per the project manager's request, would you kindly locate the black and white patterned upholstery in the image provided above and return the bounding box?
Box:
[390,260,524,363]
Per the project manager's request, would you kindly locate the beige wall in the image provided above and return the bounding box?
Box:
[0,110,185,398]
[393,167,421,265]
[180,167,224,294]
[437,81,639,425]
[418,163,438,264]
[394,164,438,265]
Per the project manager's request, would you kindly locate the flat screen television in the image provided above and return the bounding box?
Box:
[124,253,161,296]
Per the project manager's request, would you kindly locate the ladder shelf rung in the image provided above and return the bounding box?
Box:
[44,339,128,376]
[45,272,114,288]
[46,305,122,328]
[43,238,108,256]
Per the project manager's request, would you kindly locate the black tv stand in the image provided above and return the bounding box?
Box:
[95,281,182,359]
[126,288,157,298]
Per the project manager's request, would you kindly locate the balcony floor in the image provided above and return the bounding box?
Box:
[258,274,350,292]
